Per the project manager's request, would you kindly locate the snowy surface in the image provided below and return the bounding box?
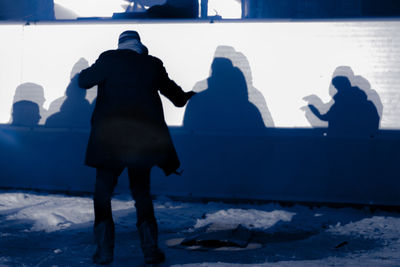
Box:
[0,190,399,266]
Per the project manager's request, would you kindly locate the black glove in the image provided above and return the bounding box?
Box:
[185,91,196,101]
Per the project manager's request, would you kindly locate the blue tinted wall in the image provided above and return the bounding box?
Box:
[0,20,399,206]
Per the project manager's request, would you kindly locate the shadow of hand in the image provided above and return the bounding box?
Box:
[303,94,323,106]
[308,104,320,116]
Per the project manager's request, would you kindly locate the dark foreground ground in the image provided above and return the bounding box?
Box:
[0,191,399,266]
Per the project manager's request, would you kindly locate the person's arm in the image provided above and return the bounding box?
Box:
[78,53,107,89]
[155,59,195,107]
[308,104,329,121]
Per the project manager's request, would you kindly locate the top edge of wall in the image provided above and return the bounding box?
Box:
[1,17,400,26]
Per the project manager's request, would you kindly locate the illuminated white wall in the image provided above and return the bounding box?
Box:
[1,20,400,128]
[0,25,23,123]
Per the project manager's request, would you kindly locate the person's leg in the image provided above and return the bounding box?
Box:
[128,167,155,227]
[128,167,165,264]
[92,167,123,265]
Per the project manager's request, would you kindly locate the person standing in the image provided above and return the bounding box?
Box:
[78,30,195,265]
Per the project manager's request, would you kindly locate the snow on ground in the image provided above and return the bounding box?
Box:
[0,192,133,232]
[0,190,399,266]
[193,209,296,231]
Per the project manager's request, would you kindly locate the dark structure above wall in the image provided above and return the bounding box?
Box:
[362,0,400,17]
[1,0,400,21]
[0,0,54,20]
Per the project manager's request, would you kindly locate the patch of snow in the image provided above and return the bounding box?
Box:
[194,208,296,231]
[0,192,46,211]
[328,216,400,240]
[171,256,400,267]
[53,249,62,254]
[0,192,134,232]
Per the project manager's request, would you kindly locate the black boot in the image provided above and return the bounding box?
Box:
[138,221,165,264]
[93,220,115,265]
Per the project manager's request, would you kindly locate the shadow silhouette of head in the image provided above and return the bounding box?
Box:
[70,58,89,79]
[67,58,89,99]
[211,57,233,76]
[209,57,247,101]
[213,46,254,86]
[332,76,352,92]
[11,100,41,126]
[11,82,46,124]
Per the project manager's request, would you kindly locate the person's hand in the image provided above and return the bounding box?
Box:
[185,91,196,101]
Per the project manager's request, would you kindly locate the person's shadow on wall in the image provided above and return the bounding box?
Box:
[10,82,48,125]
[11,100,41,127]
[303,66,381,138]
[183,46,273,133]
[45,58,93,128]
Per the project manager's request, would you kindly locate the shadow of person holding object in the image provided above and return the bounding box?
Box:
[302,66,382,131]
[304,75,380,138]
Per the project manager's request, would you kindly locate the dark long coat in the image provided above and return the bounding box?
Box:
[78,49,188,175]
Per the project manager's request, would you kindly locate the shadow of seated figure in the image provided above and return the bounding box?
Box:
[11,100,41,127]
[45,74,92,128]
[183,57,265,133]
[11,82,48,124]
[307,76,379,137]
